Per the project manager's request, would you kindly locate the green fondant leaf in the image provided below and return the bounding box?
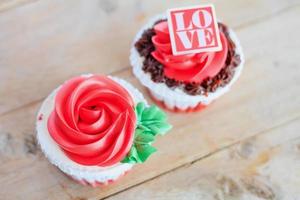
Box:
[137,103,172,135]
[121,156,133,163]
[135,129,155,144]
[141,105,166,121]
[142,122,172,135]
[121,146,139,163]
[137,124,152,132]
[122,102,172,164]
[135,102,145,122]
[136,144,157,162]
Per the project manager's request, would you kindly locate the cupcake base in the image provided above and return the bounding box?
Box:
[130,15,245,112]
[69,170,130,187]
[36,75,147,186]
[148,89,208,113]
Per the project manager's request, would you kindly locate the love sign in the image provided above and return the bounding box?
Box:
[167,5,222,55]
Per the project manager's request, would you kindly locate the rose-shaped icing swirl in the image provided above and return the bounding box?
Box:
[47,75,136,167]
[151,21,228,83]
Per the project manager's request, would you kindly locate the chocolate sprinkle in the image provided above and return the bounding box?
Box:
[135,20,242,96]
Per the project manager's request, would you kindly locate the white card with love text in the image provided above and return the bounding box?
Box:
[167,5,222,55]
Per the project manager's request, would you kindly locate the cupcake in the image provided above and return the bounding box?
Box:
[130,14,245,112]
[36,74,171,186]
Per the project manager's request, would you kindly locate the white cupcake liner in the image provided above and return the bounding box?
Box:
[130,14,245,111]
[36,75,147,186]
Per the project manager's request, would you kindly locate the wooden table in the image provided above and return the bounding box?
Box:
[0,0,299,199]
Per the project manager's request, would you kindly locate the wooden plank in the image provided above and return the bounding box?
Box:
[0,6,300,199]
[0,0,37,12]
[0,0,299,115]
[106,119,300,200]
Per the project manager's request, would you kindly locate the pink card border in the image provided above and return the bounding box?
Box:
[167,4,222,56]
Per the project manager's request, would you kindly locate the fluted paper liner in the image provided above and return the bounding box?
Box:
[130,14,245,111]
[36,75,147,186]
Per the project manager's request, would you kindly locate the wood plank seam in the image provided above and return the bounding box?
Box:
[0,67,131,119]
[100,115,300,200]
[58,182,76,200]
[234,3,300,30]
[0,98,45,119]
[0,3,299,199]
[0,3,298,117]
[103,120,300,200]
[0,0,39,13]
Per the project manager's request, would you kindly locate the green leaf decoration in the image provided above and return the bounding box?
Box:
[122,102,172,164]
[135,144,157,162]
[136,103,172,136]
[135,102,145,122]
[121,147,139,163]
[134,129,155,144]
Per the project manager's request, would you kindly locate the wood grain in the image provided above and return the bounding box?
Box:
[0,0,298,115]
[106,119,300,200]
[0,0,37,12]
[0,1,299,200]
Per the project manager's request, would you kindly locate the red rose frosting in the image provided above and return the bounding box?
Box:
[47,75,136,167]
[151,21,228,83]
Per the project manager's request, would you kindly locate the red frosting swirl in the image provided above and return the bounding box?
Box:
[47,75,136,166]
[151,21,228,83]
